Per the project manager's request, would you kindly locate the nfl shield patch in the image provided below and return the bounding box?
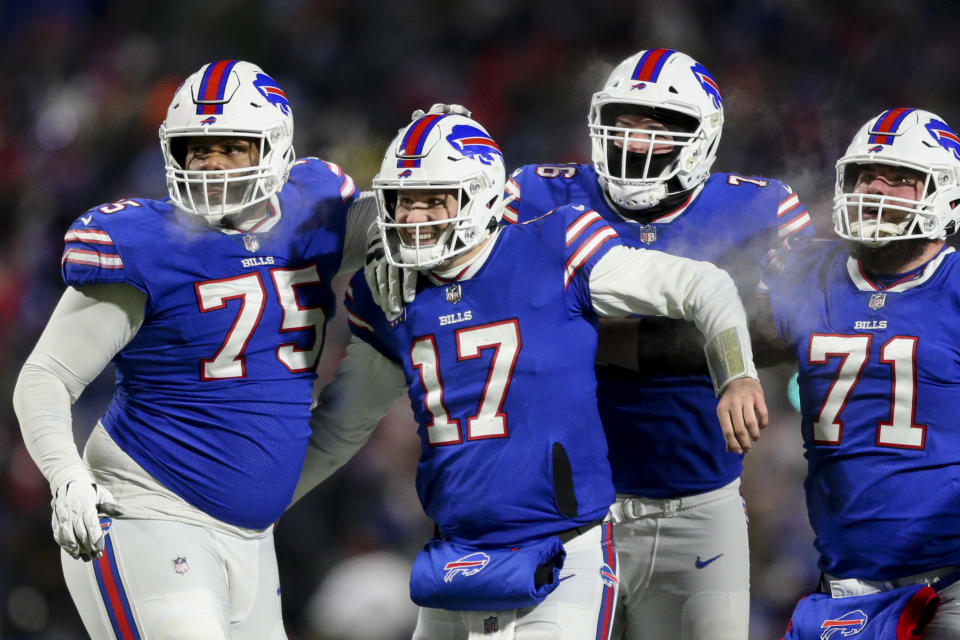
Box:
[638,224,657,245]
[173,556,189,575]
[446,283,462,304]
[868,292,886,310]
[483,616,499,634]
[243,235,260,253]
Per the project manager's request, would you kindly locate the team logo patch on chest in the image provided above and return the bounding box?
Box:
[868,292,886,310]
[637,224,657,245]
[445,283,462,304]
[173,556,190,575]
[819,609,868,639]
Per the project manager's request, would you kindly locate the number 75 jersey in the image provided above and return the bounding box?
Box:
[60,158,356,530]
[768,240,960,580]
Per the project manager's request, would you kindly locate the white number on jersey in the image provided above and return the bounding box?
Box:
[808,333,925,448]
[196,266,327,380]
[535,164,578,179]
[411,319,521,445]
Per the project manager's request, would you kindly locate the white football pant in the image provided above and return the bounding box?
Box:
[609,478,749,640]
[61,517,286,639]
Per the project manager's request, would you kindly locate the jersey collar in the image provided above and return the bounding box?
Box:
[425,228,502,285]
[846,245,954,292]
[217,194,282,235]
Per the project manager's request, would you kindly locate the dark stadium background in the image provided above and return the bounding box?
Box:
[1,1,956,637]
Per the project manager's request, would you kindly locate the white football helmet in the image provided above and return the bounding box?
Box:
[159,60,295,222]
[373,112,507,269]
[589,49,724,210]
[834,108,960,245]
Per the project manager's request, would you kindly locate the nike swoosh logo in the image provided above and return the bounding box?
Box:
[81,215,92,225]
[558,574,576,583]
[695,553,723,569]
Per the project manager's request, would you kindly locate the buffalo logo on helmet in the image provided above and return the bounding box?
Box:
[867,145,884,153]
[924,118,960,161]
[445,124,503,166]
[398,169,413,178]
[690,63,722,109]
[200,116,217,125]
[631,82,647,91]
[819,610,868,639]
[442,552,490,583]
[252,73,291,115]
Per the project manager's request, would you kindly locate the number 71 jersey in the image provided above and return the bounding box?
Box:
[60,158,356,530]
[768,240,960,580]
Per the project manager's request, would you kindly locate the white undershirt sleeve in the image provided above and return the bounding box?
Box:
[588,245,757,392]
[338,191,378,276]
[12,284,145,494]
[291,337,408,505]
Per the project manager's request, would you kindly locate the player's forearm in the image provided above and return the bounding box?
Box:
[589,245,757,391]
[12,284,145,493]
[339,192,379,275]
[13,362,92,493]
[290,339,408,505]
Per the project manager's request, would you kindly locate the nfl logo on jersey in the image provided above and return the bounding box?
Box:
[868,292,886,310]
[446,283,462,304]
[173,556,190,575]
[638,225,657,245]
[243,235,261,253]
[484,616,499,634]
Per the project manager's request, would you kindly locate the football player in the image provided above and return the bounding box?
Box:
[769,109,960,640]
[293,109,768,639]
[478,49,813,640]
[12,60,375,639]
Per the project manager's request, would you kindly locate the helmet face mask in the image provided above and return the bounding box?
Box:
[159,60,295,223]
[834,108,960,246]
[589,49,724,210]
[373,113,506,269]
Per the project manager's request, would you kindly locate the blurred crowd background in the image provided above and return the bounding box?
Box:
[1,0,958,638]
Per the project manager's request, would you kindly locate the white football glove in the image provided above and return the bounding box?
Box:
[410,103,472,120]
[364,223,416,320]
[51,481,124,561]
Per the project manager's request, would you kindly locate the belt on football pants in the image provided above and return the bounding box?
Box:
[555,518,604,544]
[608,478,741,522]
[821,566,960,597]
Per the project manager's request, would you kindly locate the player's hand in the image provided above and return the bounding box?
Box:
[411,103,472,120]
[717,377,768,454]
[363,224,416,319]
[51,481,124,562]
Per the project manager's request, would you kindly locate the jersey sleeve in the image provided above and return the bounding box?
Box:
[773,182,814,246]
[503,165,559,224]
[557,205,623,311]
[60,208,145,291]
[344,270,402,364]
[764,237,832,344]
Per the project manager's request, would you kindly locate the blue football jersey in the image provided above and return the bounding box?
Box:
[769,240,960,580]
[345,205,620,546]
[60,158,357,530]
[506,163,813,497]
